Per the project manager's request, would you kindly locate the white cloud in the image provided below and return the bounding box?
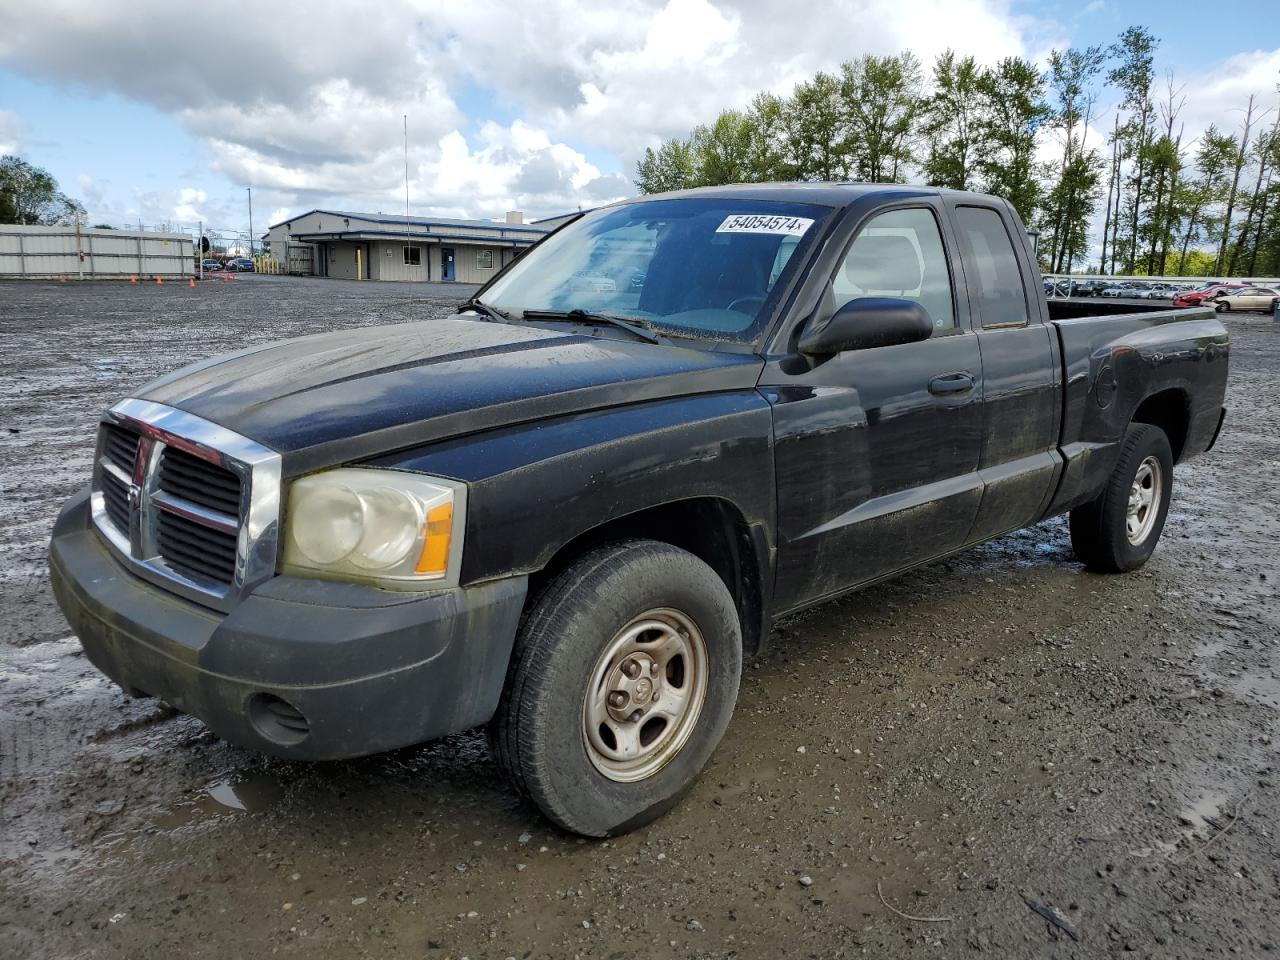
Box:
[5,0,1276,236]
[1172,49,1280,149]
[0,0,1046,224]
[0,109,23,155]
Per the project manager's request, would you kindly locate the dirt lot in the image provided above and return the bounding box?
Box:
[1,275,1277,959]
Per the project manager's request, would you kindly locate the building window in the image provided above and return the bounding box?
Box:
[476,249,494,269]
[403,246,421,266]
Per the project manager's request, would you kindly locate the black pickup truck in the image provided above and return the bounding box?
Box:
[50,184,1229,836]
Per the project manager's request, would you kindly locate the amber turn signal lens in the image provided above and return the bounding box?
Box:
[415,502,454,576]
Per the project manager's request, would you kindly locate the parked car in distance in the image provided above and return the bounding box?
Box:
[226,258,255,272]
[1173,283,1246,307]
[1102,282,1149,298]
[1074,280,1109,297]
[50,184,1230,837]
[1210,286,1279,313]
[200,259,222,273]
[1140,283,1181,300]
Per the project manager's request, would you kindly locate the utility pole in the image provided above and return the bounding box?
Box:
[247,186,254,259]
[404,114,413,287]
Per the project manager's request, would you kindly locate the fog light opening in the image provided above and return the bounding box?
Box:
[248,693,311,746]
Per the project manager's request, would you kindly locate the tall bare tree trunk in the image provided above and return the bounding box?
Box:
[1100,114,1120,275]
[1218,95,1256,276]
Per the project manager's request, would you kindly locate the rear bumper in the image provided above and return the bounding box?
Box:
[49,489,527,760]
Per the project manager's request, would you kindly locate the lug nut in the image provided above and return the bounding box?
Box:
[623,660,640,679]
[608,691,628,708]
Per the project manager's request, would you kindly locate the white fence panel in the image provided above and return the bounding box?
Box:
[0,225,193,279]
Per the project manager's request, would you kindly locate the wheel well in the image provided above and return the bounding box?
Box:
[526,498,766,656]
[1132,389,1190,462]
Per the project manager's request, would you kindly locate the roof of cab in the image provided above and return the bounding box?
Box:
[622,182,963,209]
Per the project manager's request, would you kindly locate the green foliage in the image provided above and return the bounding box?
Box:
[0,155,86,225]
[635,139,697,194]
[975,56,1051,223]
[1041,46,1107,273]
[634,29,1280,283]
[785,71,846,180]
[840,53,925,182]
[922,52,983,190]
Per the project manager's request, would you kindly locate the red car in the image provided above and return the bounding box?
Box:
[1173,283,1246,307]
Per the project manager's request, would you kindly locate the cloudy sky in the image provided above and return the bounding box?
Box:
[1,0,1276,234]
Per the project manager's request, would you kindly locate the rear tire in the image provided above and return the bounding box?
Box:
[490,540,742,836]
[1069,423,1173,573]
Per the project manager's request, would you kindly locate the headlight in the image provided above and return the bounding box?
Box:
[280,468,466,589]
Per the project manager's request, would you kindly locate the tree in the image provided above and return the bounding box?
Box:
[635,138,696,193]
[0,155,86,225]
[1216,94,1259,275]
[1042,46,1106,272]
[840,53,925,182]
[922,51,984,191]
[689,110,756,186]
[1108,27,1159,273]
[977,56,1051,223]
[784,71,845,181]
[743,92,795,182]
[1226,108,1279,274]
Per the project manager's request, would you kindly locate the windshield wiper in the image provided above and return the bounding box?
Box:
[460,298,511,323]
[521,309,663,345]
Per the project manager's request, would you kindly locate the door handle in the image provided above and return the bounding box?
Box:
[929,372,975,395]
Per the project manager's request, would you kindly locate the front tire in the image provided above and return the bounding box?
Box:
[1069,423,1173,573]
[490,541,742,836]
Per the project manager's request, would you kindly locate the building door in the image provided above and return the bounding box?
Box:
[441,247,455,281]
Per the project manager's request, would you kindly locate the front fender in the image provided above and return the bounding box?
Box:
[369,391,776,586]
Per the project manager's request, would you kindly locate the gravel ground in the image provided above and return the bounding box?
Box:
[1,276,1277,959]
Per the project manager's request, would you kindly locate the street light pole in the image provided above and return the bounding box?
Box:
[247,186,254,259]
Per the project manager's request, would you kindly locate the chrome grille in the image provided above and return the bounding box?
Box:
[100,468,131,532]
[89,399,282,612]
[102,423,140,474]
[156,510,239,583]
[157,447,242,519]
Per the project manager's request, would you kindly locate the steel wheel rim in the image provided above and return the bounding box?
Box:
[582,607,709,783]
[1126,455,1162,545]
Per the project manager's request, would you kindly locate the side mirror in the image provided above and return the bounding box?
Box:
[798,297,934,355]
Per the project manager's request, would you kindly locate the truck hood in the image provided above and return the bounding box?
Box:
[137,316,764,474]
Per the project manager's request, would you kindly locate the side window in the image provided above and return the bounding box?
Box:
[832,207,955,330]
[954,206,1029,328]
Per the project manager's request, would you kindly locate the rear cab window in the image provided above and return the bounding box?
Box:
[953,206,1031,329]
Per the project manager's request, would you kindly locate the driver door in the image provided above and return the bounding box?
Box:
[765,202,985,612]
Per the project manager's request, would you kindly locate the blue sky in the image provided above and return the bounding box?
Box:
[1,0,1276,234]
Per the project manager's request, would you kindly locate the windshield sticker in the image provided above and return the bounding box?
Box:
[715,214,815,237]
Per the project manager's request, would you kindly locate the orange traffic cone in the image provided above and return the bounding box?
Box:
[130,275,137,283]
[188,278,195,288]
[156,276,163,285]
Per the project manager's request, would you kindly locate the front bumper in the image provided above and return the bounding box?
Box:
[49,489,527,760]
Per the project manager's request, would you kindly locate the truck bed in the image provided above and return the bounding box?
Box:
[1042,303,1228,517]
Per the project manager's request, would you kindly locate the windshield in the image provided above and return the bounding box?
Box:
[480,197,833,342]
